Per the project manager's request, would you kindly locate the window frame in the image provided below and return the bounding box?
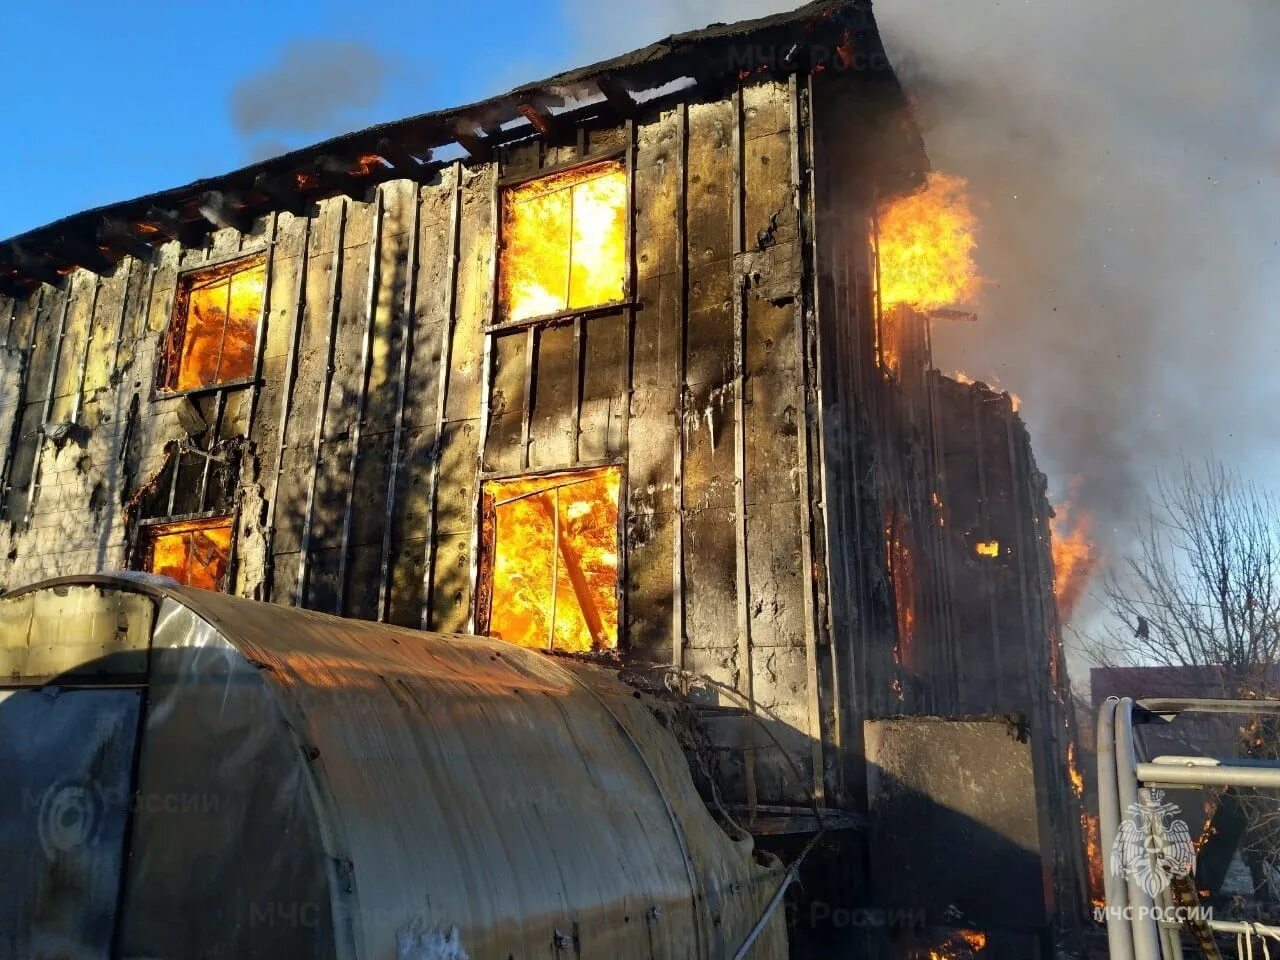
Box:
[134,510,237,593]
[491,149,634,333]
[474,460,626,653]
[156,248,269,400]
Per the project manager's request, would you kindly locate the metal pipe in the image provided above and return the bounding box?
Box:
[1136,760,1280,790]
[1097,697,1135,960]
[1115,697,1163,960]
[1139,698,1280,718]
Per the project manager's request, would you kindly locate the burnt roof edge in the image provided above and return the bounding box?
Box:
[0,0,923,295]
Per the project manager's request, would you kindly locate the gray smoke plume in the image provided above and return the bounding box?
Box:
[231,39,402,150]
[563,0,1280,668]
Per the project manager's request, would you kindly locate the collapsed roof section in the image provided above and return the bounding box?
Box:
[0,0,924,297]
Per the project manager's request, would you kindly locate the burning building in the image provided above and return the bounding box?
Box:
[0,1,1086,957]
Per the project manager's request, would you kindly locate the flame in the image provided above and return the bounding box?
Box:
[950,371,1022,412]
[146,517,233,591]
[175,257,265,391]
[975,540,1000,558]
[1081,811,1106,910]
[886,510,917,689]
[876,172,980,312]
[1067,742,1085,798]
[500,160,627,323]
[1050,486,1098,624]
[482,467,621,653]
[928,929,987,959]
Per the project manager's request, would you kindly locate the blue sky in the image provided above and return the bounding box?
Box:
[0,0,587,239]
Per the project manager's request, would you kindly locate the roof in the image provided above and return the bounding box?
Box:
[0,0,916,296]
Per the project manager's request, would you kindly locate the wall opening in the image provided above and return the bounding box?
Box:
[498,159,627,324]
[159,253,266,393]
[476,466,621,652]
[138,516,234,591]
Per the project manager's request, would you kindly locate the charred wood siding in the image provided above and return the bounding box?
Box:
[0,77,825,805]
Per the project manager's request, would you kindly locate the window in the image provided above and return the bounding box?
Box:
[498,159,627,324]
[477,467,621,652]
[139,516,234,591]
[160,254,266,393]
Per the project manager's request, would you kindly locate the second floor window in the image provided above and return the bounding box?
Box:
[499,159,627,324]
[159,253,266,393]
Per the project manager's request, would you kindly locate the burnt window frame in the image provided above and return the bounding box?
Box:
[156,249,269,399]
[133,511,238,592]
[490,148,634,333]
[474,461,627,653]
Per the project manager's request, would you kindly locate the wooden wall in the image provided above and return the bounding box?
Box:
[0,76,829,808]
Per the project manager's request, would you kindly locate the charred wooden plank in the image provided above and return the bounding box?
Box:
[96,219,155,263]
[296,198,347,605]
[452,118,495,162]
[252,172,314,217]
[376,184,423,621]
[374,137,432,177]
[197,191,255,233]
[596,75,637,119]
[337,187,384,614]
[419,163,465,628]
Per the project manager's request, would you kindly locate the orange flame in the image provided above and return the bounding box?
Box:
[1067,742,1085,799]
[174,257,265,391]
[876,172,981,312]
[482,468,621,653]
[146,517,233,591]
[500,159,627,323]
[886,509,916,694]
[1081,811,1106,910]
[1050,487,1098,624]
[928,929,987,959]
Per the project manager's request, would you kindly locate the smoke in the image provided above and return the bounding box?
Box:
[562,0,1280,652]
[230,39,405,153]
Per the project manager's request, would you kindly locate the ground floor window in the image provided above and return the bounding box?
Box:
[476,466,621,653]
[138,516,234,591]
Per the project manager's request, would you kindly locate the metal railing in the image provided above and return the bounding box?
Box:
[1099,696,1280,960]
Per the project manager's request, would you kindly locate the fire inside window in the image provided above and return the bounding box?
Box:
[498,159,627,324]
[139,517,234,591]
[477,467,621,652]
[160,254,266,393]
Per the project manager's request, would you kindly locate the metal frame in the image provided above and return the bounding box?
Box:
[1098,695,1280,960]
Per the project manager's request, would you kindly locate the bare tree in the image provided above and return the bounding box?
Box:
[1084,458,1280,900]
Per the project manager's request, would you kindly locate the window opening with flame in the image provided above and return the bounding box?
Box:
[498,159,627,324]
[872,172,980,377]
[477,467,621,653]
[138,515,234,591]
[160,253,266,393]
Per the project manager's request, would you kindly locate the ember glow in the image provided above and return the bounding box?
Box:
[1081,811,1105,910]
[500,160,627,323]
[974,540,1000,558]
[1050,494,1097,624]
[876,172,980,312]
[481,467,621,653]
[886,510,917,692]
[927,929,987,959]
